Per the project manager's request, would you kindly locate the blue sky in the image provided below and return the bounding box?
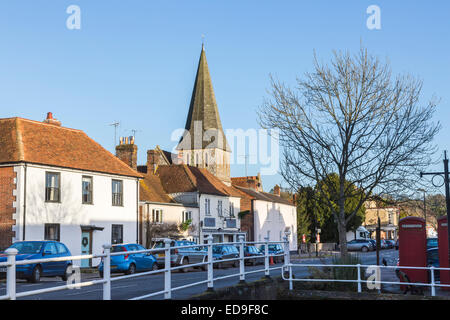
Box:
[1,1,449,193]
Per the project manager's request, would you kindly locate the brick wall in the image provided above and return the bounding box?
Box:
[116,144,138,170]
[239,196,254,241]
[0,167,16,250]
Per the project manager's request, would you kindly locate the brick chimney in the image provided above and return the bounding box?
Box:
[43,112,62,126]
[115,136,138,170]
[273,184,281,196]
[147,149,161,174]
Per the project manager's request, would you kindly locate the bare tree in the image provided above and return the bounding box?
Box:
[258,47,440,257]
[145,221,180,248]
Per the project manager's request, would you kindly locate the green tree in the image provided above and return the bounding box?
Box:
[315,174,366,243]
[296,186,316,243]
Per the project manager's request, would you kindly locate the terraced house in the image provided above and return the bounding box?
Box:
[0,113,142,267]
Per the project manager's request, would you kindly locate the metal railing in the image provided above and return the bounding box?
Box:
[281,262,450,296]
[0,233,292,300]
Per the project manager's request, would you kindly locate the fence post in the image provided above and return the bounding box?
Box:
[264,236,270,278]
[5,248,18,300]
[283,231,291,272]
[430,266,435,297]
[102,244,111,300]
[357,264,362,293]
[207,235,214,291]
[289,264,293,291]
[164,239,172,299]
[239,235,245,283]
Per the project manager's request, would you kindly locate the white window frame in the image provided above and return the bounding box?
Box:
[182,211,192,223]
[152,209,163,224]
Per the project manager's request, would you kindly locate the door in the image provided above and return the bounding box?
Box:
[81,231,92,268]
[42,242,59,275]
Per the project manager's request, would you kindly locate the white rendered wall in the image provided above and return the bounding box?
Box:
[16,164,138,266]
[253,200,297,251]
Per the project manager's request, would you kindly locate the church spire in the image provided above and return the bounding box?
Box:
[177,45,230,152]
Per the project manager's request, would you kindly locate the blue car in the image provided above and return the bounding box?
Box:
[0,241,72,283]
[212,245,239,269]
[98,243,157,277]
[427,247,440,282]
[259,244,285,263]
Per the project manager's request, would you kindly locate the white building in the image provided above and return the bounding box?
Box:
[156,164,245,244]
[233,181,298,252]
[346,226,371,242]
[0,114,141,267]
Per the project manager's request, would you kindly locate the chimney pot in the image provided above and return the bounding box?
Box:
[274,184,281,196]
[43,112,61,126]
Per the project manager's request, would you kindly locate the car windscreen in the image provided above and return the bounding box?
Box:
[247,246,259,254]
[111,246,126,253]
[268,244,282,251]
[227,246,238,254]
[213,246,223,254]
[10,242,44,254]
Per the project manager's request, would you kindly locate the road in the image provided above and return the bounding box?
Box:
[0,249,400,300]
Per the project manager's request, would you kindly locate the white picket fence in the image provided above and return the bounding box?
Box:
[0,234,290,300]
[282,262,450,296]
[2,233,450,300]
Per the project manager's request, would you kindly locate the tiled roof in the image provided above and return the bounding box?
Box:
[177,46,230,152]
[233,185,294,206]
[157,164,241,197]
[0,117,142,178]
[139,173,174,203]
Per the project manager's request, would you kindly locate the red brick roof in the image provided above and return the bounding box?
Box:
[0,117,142,178]
[233,185,294,206]
[139,173,174,203]
[157,164,243,197]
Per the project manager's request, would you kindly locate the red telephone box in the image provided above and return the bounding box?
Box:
[437,216,450,290]
[398,217,427,283]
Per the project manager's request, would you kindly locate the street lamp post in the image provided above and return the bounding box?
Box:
[418,188,427,235]
[420,151,450,278]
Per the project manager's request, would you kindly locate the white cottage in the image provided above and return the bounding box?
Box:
[0,114,142,267]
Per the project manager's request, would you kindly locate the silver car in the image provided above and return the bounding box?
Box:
[346,239,373,252]
[151,240,207,272]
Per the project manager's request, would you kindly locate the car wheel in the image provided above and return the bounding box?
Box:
[361,246,368,252]
[61,264,71,281]
[151,263,158,271]
[233,260,239,268]
[29,265,41,283]
[180,258,189,273]
[126,263,136,275]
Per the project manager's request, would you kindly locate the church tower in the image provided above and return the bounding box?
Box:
[177,45,231,185]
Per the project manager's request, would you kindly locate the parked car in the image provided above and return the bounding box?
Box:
[380,239,389,249]
[0,240,72,283]
[212,245,239,269]
[258,244,285,263]
[347,239,373,252]
[427,238,438,250]
[98,243,157,277]
[384,240,395,249]
[427,247,440,282]
[243,245,264,266]
[367,239,377,251]
[151,239,207,272]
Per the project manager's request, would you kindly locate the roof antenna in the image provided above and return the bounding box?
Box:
[109,121,120,147]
